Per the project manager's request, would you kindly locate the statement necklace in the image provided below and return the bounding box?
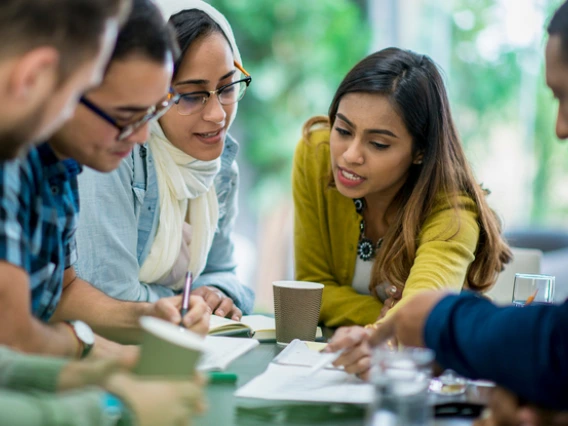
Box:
[354,198,383,261]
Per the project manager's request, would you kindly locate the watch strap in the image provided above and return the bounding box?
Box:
[63,321,94,359]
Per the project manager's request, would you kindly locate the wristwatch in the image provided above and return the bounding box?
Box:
[65,320,95,358]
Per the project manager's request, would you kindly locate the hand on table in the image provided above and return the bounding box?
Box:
[368,290,449,348]
[87,335,140,370]
[104,371,206,426]
[325,326,374,380]
[325,291,450,381]
[149,294,210,336]
[192,286,242,321]
[474,387,568,426]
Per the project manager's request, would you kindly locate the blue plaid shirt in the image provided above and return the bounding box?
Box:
[0,143,81,321]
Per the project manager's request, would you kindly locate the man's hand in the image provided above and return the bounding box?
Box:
[149,295,210,336]
[103,371,206,426]
[369,291,449,348]
[57,357,122,391]
[192,286,242,320]
[474,386,568,426]
[87,335,140,369]
[325,326,374,380]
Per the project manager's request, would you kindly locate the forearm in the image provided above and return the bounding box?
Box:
[320,284,383,327]
[0,346,120,394]
[53,277,152,343]
[0,389,121,426]
[425,294,568,410]
[1,314,80,359]
[0,346,67,392]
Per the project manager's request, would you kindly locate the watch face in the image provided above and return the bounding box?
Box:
[73,320,95,346]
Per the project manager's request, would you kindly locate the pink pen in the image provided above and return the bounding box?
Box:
[180,271,193,325]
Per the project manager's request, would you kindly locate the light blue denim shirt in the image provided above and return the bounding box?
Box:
[74,135,254,314]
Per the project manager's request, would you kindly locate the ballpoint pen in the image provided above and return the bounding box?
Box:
[179,271,193,326]
[305,348,345,377]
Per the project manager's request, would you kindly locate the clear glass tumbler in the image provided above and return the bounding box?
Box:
[512,273,555,307]
[365,346,435,426]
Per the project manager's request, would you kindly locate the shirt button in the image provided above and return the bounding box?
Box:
[51,186,59,195]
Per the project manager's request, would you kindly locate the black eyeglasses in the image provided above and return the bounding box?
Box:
[80,88,180,140]
[175,61,252,116]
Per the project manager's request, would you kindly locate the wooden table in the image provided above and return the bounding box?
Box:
[195,342,485,426]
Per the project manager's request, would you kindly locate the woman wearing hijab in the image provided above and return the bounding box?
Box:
[75,0,254,320]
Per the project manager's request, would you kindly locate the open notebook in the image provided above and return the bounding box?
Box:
[198,336,259,372]
[208,314,323,342]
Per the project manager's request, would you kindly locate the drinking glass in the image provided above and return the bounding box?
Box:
[512,273,555,307]
[365,346,434,426]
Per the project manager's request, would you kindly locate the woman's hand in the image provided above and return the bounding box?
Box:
[192,286,242,321]
[378,285,403,319]
[325,326,374,380]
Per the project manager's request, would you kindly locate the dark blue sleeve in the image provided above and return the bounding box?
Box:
[424,292,568,410]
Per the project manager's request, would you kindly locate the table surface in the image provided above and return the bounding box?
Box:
[195,342,482,426]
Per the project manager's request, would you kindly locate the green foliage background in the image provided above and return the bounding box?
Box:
[210,0,567,226]
[208,0,370,211]
[448,0,566,225]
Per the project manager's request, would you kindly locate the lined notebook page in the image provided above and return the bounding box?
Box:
[198,336,259,372]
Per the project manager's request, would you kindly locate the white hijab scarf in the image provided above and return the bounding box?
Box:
[139,0,242,288]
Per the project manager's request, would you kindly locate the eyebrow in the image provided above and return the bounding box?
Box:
[175,69,237,87]
[336,113,398,138]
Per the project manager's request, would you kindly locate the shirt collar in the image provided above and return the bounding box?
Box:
[36,142,83,182]
[223,133,239,164]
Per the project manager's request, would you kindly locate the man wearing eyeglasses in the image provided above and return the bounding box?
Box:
[0,0,209,361]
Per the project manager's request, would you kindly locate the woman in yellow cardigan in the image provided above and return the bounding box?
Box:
[293,47,511,329]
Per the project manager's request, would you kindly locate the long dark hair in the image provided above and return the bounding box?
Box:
[304,47,511,292]
[168,9,232,79]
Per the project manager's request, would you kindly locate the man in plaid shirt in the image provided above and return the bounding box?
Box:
[0,0,210,361]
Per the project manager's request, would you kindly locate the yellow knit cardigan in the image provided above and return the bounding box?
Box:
[292,128,480,328]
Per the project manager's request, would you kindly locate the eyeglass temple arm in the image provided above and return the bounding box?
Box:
[234,61,250,77]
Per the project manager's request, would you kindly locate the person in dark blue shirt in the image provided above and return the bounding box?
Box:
[327,0,568,415]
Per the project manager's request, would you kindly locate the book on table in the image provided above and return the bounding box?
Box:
[208,314,323,341]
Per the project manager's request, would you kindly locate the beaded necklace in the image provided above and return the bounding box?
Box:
[354,198,383,261]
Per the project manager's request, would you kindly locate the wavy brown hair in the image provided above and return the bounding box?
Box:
[303,48,511,293]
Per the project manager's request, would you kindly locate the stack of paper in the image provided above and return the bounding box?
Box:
[235,340,373,404]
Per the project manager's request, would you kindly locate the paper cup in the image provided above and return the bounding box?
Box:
[273,281,323,345]
[135,316,206,379]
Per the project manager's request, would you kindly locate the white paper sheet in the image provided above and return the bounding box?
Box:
[198,336,259,372]
[273,339,342,371]
[235,340,373,404]
[235,363,374,404]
